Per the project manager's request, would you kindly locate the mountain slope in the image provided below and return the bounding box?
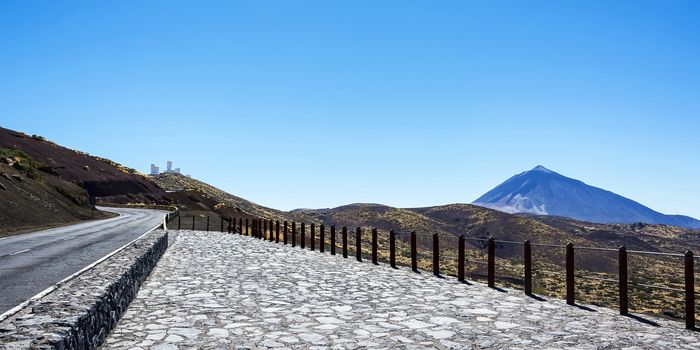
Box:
[473,165,700,229]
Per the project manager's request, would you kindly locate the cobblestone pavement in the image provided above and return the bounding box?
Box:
[102,231,700,349]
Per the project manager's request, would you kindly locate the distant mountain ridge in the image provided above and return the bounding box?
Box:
[473,166,700,229]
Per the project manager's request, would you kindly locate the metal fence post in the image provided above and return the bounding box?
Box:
[619,246,628,315]
[292,222,297,247]
[685,250,695,330]
[192,216,195,231]
[372,228,378,265]
[524,240,532,295]
[178,215,181,230]
[487,237,495,287]
[342,226,348,258]
[330,225,336,255]
[320,224,325,253]
[310,223,315,251]
[356,227,362,262]
[458,235,465,282]
[433,233,440,276]
[411,232,417,272]
[566,243,575,305]
[301,223,306,249]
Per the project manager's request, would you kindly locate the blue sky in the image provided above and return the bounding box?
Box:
[1,1,699,217]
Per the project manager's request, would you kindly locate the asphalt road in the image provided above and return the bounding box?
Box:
[0,207,167,315]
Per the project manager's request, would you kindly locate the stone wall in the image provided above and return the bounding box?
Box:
[0,230,168,350]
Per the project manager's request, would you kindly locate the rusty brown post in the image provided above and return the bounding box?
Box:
[487,237,495,287]
[618,246,628,315]
[458,235,465,282]
[330,225,336,255]
[192,216,195,230]
[356,227,362,262]
[372,228,378,265]
[310,223,316,251]
[292,222,297,247]
[269,220,274,242]
[320,224,325,253]
[390,230,396,268]
[276,220,280,243]
[433,233,440,276]
[283,221,288,244]
[411,232,417,272]
[524,240,532,295]
[342,226,348,258]
[566,243,575,305]
[301,223,306,249]
[685,250,695,330]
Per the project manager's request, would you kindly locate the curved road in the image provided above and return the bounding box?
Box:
[0,207,168,314]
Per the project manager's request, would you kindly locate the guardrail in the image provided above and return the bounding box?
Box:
[168,214,698,330]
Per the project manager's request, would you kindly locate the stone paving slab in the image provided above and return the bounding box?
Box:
[102,231,700,349]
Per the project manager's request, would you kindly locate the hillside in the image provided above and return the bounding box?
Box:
[149,172,306,223]
[474,165,700,228]
[0,127,163,197]
[0,148,113,236]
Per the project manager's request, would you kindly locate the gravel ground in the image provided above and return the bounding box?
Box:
[102,231,700,349]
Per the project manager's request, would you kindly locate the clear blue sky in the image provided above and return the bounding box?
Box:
[1,1,699,218]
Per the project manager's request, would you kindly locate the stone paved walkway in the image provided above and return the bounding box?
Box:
[102,231,700,349]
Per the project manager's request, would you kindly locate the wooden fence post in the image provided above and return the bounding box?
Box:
[685,250,695,330]
[458,235,465,282]
[411,232,417,272]
[390,230,396,268]
[320,224,325,253]
[356,227,362,262]
[342,226,348,258]
[228,217,232,233]
[263,220,267,240]
[310,223,316,251]
[433,233,440,276]
[372,228,378,265]
[192,216,195,231]
[292,222,297,247]
[524,240,532,295]
[330,225,336,255]
[283,221,288,245]
[566,243,575,305]
[619,246,628,315]
[178,215,181,230]
[301,223,306,249]
[206,216,210,232]
[276,220,280,243]
[238,218,242,235]
[487,237,495,287]
[220,217,224,233]
[245,219,249,236]
[269,220,274,242]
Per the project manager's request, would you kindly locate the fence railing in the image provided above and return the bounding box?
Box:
[168,215,698,330]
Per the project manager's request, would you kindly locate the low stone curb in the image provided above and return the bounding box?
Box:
[0,230,168,350]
